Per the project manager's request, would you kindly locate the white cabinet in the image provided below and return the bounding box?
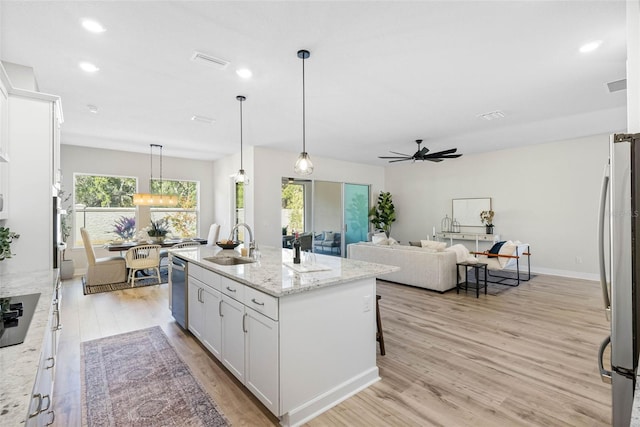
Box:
[26,277,61,426]
[245,307,279,414]
[188,276,223,360]
[220,294,246,382]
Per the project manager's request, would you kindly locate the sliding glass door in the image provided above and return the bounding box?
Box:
[343,183,370,247]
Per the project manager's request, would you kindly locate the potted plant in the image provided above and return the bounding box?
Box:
[146,218,169,243]
[0,226,20,261]
[368,191,396,238]
[480,210,495,234]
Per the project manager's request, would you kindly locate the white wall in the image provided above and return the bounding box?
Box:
[214,146,385,250]
[385,134,610,279]
[61,145,215,270]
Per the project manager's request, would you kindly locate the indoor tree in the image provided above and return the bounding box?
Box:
[368,191,396,238]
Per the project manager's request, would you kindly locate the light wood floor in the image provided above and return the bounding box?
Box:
[53,274,612,426]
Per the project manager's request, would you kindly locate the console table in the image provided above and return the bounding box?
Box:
[437,232,500,252]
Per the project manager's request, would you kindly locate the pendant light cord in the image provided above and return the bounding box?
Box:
[302,54,306,153]
[240,98,244,168]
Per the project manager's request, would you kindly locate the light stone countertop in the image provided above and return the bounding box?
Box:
[171,245,399,297]
[0,269,58,426]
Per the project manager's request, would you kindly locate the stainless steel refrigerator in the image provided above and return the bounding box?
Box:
[598,133,640,426]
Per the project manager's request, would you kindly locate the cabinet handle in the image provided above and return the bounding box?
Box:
[198,288,202,303]
[242,312,247,333]
[53,310,62,331]
[46,410,55,426]
[226,286,237,293]
[41,394,51,412]
[28,393,42,418]
[251,298,264,306]
[219,300,223,317]
[46,356,55,369]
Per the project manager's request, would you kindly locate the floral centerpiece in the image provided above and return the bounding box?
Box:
[112,216,136,241]
[146,218,169,243]
[480,210,495,234]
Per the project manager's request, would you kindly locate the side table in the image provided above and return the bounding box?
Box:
[456,261,488,298]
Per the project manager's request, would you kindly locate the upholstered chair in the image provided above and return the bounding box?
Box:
[206,223,221,246]
[80,227,127,286]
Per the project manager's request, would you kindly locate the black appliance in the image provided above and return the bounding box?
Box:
[0,293,40,348]
[170,255,188,329]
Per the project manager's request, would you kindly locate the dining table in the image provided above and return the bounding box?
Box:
[105,238,207,254]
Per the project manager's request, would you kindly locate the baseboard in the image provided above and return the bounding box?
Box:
[279,367,380,427]
[528,267,599,282]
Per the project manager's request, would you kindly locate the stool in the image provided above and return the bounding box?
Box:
[376,295,385,355]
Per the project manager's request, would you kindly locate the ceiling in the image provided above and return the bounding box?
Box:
[0,1,628,166]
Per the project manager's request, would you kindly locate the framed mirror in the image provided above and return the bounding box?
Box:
[452,198,491,227]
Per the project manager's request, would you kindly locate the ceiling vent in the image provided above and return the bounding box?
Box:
[191,51,230,70]
[477,110,505,121]
[607,79,627,93]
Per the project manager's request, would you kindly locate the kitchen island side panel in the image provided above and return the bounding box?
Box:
[279,277,379,420]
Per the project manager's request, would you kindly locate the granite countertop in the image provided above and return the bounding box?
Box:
[172,245,398,297]
[0,269,57,426]
[632,370,640,425]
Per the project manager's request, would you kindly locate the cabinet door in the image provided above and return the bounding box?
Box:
[201,286,222,361]
[221,295,245,383]
[187,281,203,340]
[245,308,279,415]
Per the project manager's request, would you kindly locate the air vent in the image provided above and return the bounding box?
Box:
[191,115,215,124]
[607,79,627,93]
[477,110,505,121]
[191,51,230,70]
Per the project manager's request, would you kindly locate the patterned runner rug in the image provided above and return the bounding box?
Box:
[81,326,230,426]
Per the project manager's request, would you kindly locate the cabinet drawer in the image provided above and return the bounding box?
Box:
[244,287,278,321]
[221,276,245,301]
[189,264,221,291]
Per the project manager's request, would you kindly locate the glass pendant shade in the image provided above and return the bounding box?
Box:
[133,144,178,206]
[234,168,249,184]
[294,152,314,175]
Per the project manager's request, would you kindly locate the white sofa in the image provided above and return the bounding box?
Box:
[347,242,458,292]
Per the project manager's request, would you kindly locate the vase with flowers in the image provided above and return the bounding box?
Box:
[146,218,169,243]
[480,210,495,234]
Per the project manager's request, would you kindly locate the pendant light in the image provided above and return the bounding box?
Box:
[133,144,179,206]
[294,49,314,175]
[234,95,249,184]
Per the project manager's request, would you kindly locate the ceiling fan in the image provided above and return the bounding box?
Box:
[379,139,462,163]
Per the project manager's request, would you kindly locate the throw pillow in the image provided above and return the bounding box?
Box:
[421,240,446,251]
[498,240,517,268]
[372,234,389,245]
[323,231,335,242]
[488,241,506,254]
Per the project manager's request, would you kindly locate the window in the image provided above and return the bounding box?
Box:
[233,181,245,241]
[73,174,137,246]
[281,181,305,235]
[150,179,199,238]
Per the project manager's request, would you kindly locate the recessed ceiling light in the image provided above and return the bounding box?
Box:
[191,115,215,124]
[79,62,100,73]
[87,105,98,114]
[191,51,230,70]
[236,68,253,79]
[82,19,106,33]
[579,40,602,53]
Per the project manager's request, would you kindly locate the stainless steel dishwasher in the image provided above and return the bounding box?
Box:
[169,254,188,329]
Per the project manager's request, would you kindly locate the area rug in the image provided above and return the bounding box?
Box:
[83,269,168,295]
[81,326,230,427]
[464,269,536,295]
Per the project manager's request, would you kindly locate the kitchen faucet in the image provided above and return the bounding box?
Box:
[229,223,255,258]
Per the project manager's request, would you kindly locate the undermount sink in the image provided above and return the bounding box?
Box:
[204,256,254,266]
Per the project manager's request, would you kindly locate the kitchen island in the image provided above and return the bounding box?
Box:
[170,245,397,427]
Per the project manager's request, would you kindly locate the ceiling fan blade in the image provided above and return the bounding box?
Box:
[435,154,462,159]
[425,158,444,162]
[419,147,430,155]
[426,148,458,157]
[389,158,411,163]
[379,156,412,159]
[389,151,410,156]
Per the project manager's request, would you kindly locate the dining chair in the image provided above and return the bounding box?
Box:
[125,244,161,287]
[80,227,127,286]
[206,223,221,246]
